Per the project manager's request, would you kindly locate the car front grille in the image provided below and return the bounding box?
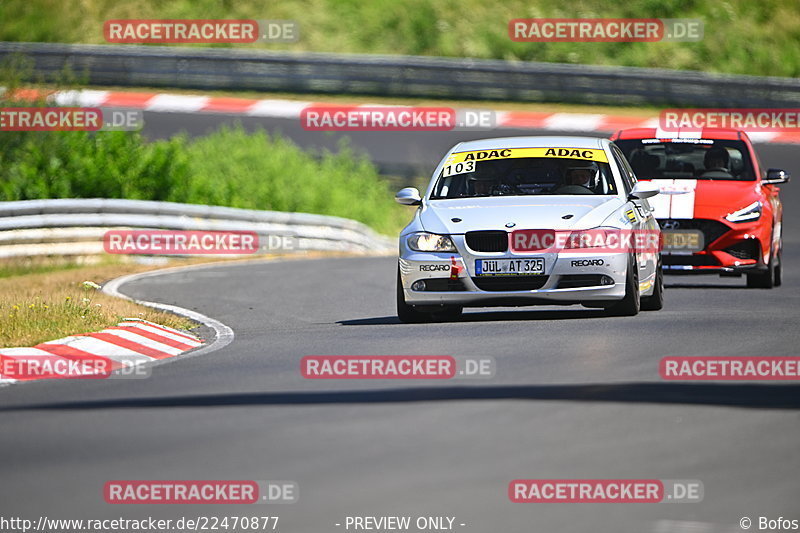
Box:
[465,231,508,252]
[471,275,549,291]
[724,240,760,260]
[658,218,730,248]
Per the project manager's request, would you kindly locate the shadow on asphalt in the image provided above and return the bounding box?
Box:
[339,308,608,325]
[5,383,800,411]
[665,283,750,289]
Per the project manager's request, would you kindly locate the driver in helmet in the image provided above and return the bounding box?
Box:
[699,146,733,178]
[557,162,599,194]
[470,177,494,196]
[703,146,730,171]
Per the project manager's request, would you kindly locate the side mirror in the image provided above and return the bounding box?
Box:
[628,181,660,200]
[395,187,422,206]
[764,168,790,185]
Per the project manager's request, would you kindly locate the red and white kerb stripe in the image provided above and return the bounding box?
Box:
[0,318,202,384]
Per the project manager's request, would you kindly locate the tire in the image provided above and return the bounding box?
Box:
[397,270,432,323]
[746,249,776,289]
[396,270,463,323]
[606,255,640,317]
[641,256,664,311]
[774,246,783,287]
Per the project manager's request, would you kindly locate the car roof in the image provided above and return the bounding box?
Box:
[611,128,747,142]
[452,135,607,152]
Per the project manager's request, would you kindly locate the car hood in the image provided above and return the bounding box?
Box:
[419,196,624,234]
[642,179,761,219]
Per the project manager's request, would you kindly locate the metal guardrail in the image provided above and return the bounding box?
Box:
[0,199,394,258]
[1,42,800,107]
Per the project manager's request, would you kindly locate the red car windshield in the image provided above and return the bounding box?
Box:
[615,138,756,181]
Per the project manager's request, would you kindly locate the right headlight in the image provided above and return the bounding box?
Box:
[406,232,457,252]
[725,201,762,223]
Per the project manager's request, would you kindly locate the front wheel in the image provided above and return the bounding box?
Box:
[396,270,463,323]
[746,250,777,289]
[397,270,432,323]
[606,255,640,317]
[641,256,664,311]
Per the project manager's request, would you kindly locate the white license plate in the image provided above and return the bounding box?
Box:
[476,258,545,276]
[662,229,704,253]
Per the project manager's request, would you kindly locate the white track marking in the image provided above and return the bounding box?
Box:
[145,94,210,112]
[52,90,110,106]
[544,113,604,131]
[246,99,310,117]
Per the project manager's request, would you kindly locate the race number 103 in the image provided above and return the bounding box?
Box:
[442,161,475,177]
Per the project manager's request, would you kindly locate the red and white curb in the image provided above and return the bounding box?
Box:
[0,261,245,387]
[7,88,800,144]
[0,318,203,384]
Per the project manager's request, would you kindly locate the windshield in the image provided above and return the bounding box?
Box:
[430,154,618,199]
[615,138,756,181]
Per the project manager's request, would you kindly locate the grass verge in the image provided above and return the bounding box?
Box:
[2,0,799,78]
[0,257,196,348]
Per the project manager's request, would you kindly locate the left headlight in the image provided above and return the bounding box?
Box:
[725,201,761,223]
[406,232,457,252]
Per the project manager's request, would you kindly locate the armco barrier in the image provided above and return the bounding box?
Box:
[0,199,394,257]
[1,42,800,107]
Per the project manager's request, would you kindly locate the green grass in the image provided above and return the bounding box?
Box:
[0,257,86,279]
[1,0,799,77]
[0,261,194,347]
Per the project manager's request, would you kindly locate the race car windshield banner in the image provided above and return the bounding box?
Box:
[445,147,609,165]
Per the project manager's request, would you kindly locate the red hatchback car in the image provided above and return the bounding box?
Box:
[611,128,789,288]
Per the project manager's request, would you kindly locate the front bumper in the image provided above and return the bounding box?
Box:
[660,218,769,274]
[399,235,629,307]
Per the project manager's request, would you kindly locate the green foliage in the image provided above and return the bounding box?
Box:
[0,128,188,201]
[170,126,409,234]
[0,120,408,235]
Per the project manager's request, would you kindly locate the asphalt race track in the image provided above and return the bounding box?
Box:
[1,113,798,532]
